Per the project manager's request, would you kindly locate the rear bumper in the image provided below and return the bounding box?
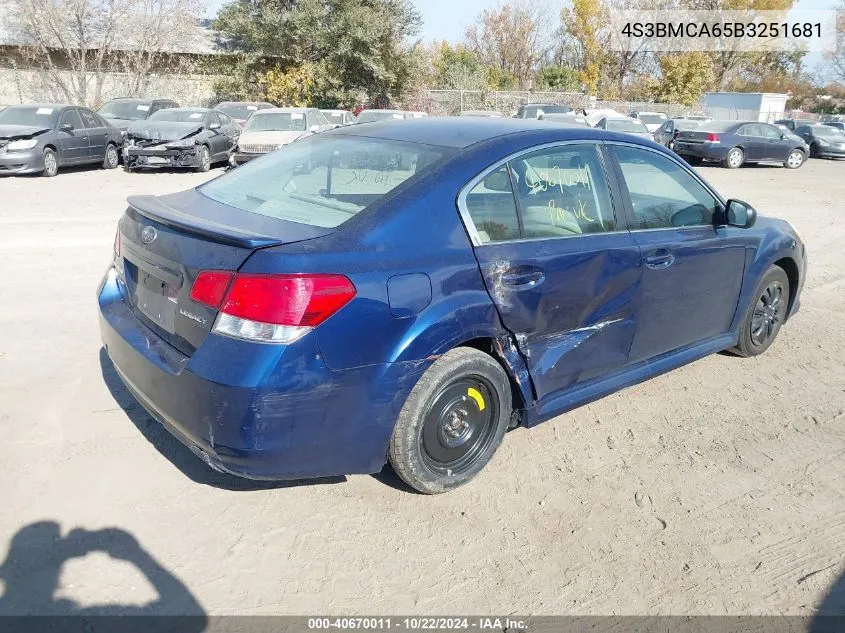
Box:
[124,145,201,169]
[0,149,45,174]
[230,152,264,166]
[674,142,730,161]
[98,268,426,480]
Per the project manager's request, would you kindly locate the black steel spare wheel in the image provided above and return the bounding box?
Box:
[388,347,512,494]
[421,377,498,476]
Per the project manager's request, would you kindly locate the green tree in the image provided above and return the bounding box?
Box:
[212,0,421,107]
[651,52,715,106]
[535,65,580,91]
[560,0,606,94]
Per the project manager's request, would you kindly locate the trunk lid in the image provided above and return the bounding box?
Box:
[675,130,711,144]
[118,188,334,355]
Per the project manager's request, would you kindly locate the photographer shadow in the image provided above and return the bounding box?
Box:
[0,520,206,628]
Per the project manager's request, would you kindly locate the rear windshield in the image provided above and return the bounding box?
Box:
[537,105,572,114]
[700,121,740,132]
[0,106,60,128]
[149,110,206,122]
[98,101,151,120]
[199,135,453,228]
[357,111,403,123]
[217,104,265,120]
[674,120,702,130]
[323,112,346,124]
[244,112,307,132]
[810,125,844,137]
[607,119,648,132]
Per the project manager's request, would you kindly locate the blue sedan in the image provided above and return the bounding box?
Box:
[98,118,806,494]
[674,120,808,169]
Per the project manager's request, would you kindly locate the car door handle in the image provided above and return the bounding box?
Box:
[501,268,545,287]
[645,251,675,270]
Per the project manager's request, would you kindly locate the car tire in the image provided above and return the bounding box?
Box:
[809,143,819,158]
[731,265,790,358]
[42,148,59,177]
[723,147,744,169]
[784,149,805,169]
[388,347,512,494]
[195,145,211,173]
[102,143,119,169]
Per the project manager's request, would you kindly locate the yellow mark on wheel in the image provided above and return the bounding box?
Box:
[467,387,485,411]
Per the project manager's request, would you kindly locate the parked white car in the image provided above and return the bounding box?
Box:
[320,109,356,126]
[229,107,333,167]
[356,109,427,123]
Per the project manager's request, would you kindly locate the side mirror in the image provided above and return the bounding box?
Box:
[208,122,221,130]
[725,199,757,229]
[59,123,74,133]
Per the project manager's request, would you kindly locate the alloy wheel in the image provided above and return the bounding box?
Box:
[44,152,57,176]
[787,151,803,168]
[420,376,499,476]
[751,281,785,346]
[728,149,743,168]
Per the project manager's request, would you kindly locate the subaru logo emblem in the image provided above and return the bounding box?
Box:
[141,226,157,245]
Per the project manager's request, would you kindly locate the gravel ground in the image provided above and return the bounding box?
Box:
[0,159,843,617]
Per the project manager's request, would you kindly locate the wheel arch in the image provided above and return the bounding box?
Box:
[773,256,800,320]
[454,335,534,414]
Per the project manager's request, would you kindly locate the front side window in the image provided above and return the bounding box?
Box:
[613,146,718,229]
[200,135,452,229]
[79,108,100,129]
[759,124,782,139]
[60,108,84,130]
[510,144,616,237]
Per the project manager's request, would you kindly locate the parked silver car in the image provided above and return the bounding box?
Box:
[230,107,334,166]
[652,118,703,149]
[0,104,122,177]
[595,117,653,140]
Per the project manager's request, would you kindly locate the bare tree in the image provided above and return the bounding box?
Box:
[463,0,552,89]
[8,0,203,106]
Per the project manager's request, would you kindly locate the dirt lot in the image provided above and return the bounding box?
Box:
[0,159,843,617]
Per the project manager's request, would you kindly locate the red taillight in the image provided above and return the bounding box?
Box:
[706,133,720,142]
[190,271,235,308]
[221,274,356,326]
[189,271,356,344]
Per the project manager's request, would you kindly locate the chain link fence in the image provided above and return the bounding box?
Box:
[407,89,706,118]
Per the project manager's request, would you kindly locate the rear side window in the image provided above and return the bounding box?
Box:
[613,146,718,229]
[200,136,452,228]
[464,166,520,244]
[510,144,616,237]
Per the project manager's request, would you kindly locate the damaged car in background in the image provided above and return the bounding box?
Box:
[98,118,805,495]
[0,104,122,177]
[123,107,239,172]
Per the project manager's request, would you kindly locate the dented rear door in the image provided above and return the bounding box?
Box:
[462,142,643,402]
